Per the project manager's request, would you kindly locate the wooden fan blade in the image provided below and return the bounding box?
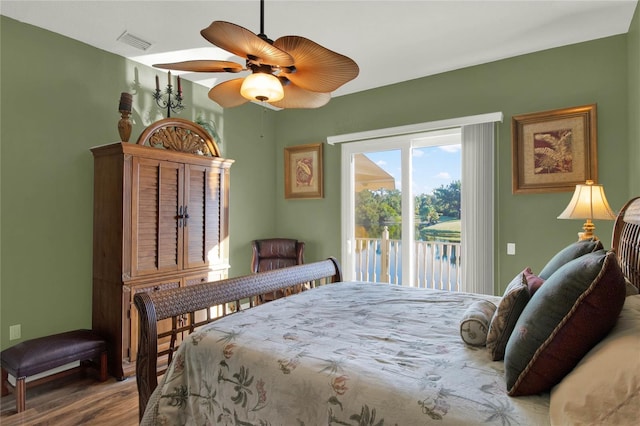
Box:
[201,21,294,67]
[208,78,249,108]
[269,82,331,109]
[154,60,243,73]
[274,36,359,93]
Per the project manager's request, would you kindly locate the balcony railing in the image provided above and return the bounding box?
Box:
[355,227,461,291]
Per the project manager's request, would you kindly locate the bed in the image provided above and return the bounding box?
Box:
[135,197,640,425]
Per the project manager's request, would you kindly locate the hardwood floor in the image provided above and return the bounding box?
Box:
[0,372,138,425]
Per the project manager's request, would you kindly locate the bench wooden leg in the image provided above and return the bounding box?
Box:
[99,351,108,382]
[15,377,26,413]
[2,367,26,412]
[80,352,109,382]
[1,367,8,397]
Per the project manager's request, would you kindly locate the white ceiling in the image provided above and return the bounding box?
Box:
[2,1,638,98]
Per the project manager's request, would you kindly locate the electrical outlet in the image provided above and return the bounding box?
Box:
[9,324,21,340]
[507,243,516,255]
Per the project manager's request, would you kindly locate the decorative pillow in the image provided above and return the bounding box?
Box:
[538,238,603,280]
[549,294,640,425]
[505,250,627,396]
[523,267,545,296]
[486,271,530,361]
[460,300,497,347]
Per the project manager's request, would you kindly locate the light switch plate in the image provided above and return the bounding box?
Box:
[9,324,21,340]
[507,243,516,255]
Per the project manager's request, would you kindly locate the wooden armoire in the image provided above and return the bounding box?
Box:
[91,118,233,379]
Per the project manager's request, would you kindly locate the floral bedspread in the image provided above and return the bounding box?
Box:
[141,282,549,425]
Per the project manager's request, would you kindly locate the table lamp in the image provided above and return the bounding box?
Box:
[557,180,617,241]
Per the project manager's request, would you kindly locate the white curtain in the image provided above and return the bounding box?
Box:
[461,122,495,294]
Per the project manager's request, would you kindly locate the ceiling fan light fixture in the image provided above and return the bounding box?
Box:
[240,72,284,102]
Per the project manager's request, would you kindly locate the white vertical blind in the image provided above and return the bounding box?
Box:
[461,122,495,294]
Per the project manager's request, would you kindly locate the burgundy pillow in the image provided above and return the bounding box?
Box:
[523,267,545,296]
[505,250,626,396]
[486,270,530,361]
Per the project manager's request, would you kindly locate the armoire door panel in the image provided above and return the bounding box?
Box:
[158,162,182,272]
[185,165,206,269]
[184,165,221,269]
[131,157,183,277]
[206,169,222,263]
[205,169,222,264]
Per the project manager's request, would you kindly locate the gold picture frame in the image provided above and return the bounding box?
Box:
[284,143,324,199]
[511,104,597,194]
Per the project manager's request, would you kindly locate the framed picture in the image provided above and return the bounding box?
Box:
[284,143,324,199]
[511,104,597,194]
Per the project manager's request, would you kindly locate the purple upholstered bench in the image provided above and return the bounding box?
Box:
[1,329,107,413]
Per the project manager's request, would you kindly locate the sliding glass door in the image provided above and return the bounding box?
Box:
[341,129,462,287]
[333,113,499,294]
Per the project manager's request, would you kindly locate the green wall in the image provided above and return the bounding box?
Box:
[630,6,640,196]
[0,17,278,349]
[1,17,133,349]
[2,10,638,350]
[223,106,280,268]
[272,34,633,296]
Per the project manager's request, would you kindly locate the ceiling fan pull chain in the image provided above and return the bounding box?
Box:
[260,104,266,138]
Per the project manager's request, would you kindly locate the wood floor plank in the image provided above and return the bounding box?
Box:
[0,372,138,425]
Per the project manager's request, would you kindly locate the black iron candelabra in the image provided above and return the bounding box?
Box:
[154,71,184,117]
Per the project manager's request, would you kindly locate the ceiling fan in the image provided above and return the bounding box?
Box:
[153,0,359,109]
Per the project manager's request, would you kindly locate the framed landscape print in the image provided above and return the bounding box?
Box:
[511,104,597,194]
[284,143,324,199]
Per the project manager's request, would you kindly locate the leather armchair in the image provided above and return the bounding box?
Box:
[251,238,305,302]
[251,238,305,273]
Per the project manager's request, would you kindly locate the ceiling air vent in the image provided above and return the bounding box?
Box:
[117,31,152,51]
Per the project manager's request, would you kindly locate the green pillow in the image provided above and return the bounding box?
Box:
[505,250,626,396]
[538,239,603,280]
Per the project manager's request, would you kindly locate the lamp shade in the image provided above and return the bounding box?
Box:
[240,73,284,103]
[557,180,616,220]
